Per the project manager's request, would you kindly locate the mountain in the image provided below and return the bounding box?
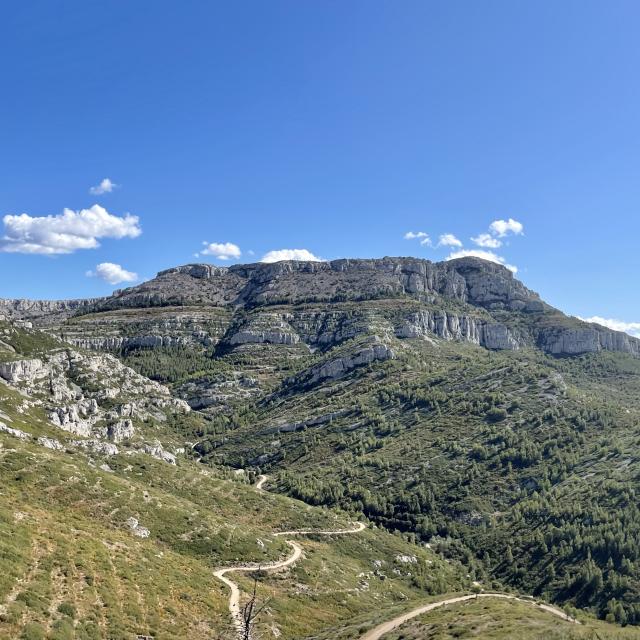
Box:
[2,256,640,638]
[4,257,638,357]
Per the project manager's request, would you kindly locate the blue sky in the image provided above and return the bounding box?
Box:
[2,1,639,334]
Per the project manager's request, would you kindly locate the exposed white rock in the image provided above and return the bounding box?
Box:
[395,311,520,351]
[107,419,135,443]
[482,324,520,350]
[0,358,46,383]
[73,439,119,456]
[0,422,30,440]
[298,340,395,385]
[395,554,417,564]
[37,436,64,450]
[140,440,176,465]
[126,516,150,538]
[228,313,301,346]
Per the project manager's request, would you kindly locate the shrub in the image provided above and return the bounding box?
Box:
[21,623,45,640]
[57,601,76,618]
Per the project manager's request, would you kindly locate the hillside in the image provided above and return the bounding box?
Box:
[0,319,480,639]
[2,256,640,636]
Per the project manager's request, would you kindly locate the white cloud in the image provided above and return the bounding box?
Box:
[578,316,640,338]
[89,178,118,195]
[404,231,428,239]
[200,242,241,260]
[404,231,431,246]
[261,249,322,263]
[489,218,524,237]
[1,205,141,255]
[446,249,517,273]
[437,233,462,248]
[86,262,138,285]
[471,232,502,248]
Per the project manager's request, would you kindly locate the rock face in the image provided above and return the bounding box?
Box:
[0,298,99,325]
[92,257,544,313]
[0,422,30,440]
[291,339,395,387]
[394,309,523,349]
[0,358,47,383]
[3,256,640,358]
[538,325,640,357]
[227,314,301,346]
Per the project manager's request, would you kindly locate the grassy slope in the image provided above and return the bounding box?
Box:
[29,297,640,633]
[0,434,467,640]
[0,321,473,639]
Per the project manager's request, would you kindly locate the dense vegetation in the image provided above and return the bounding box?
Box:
[12,276,640,636]
[201,333,640,627]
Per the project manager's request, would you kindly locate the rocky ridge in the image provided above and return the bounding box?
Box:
[3,257,639,362]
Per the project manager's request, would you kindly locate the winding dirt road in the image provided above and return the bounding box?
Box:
[213,474,366,638]
[215,475,577,640]
[359,592,579,640]
[254,474,268,491]
[213,540,304,637]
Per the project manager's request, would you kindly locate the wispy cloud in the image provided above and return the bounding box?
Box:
[578,316,640,338]
[86,262,138,285]
[404,231,432,246]
[89,178,118,195]
[1,205,141,255]
[261,248,322,263]
[471,232,502,248]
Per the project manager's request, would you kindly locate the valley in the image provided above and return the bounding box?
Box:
[2,256,640,638]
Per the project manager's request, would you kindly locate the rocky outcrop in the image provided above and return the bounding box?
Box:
[73,439,119,456]
[106,419,135,443]
[538,324,640,357]
[139,441,176,464]
[0,358,47,383]
[227,314,301,346]
[0,298,99,324]
[126,517,150,538]
[395,311,522,350]
[292,339,395,386]
[482,324,521,350]
[49,402,97,437]
[74,257,546,314]
[396,310,482,344]
[5,256,640,359]
[0,337,189,450]
[178,374,260,411]
[0,422,30,440]
[38,437,65,450]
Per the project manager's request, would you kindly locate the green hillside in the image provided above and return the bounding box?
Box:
[0,320,468,639]
[4,257,640,637]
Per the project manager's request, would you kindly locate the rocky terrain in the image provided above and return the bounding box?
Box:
[0,319,191,466]
[3,256,640,636]
[4,257,638,360]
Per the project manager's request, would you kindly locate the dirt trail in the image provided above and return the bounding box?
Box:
[254,474,268,491]
[216,476,576,640]
[213,474,365,638]
[359,592,579,640]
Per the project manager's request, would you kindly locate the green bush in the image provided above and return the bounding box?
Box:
[57,601,76,618]
[20,623,45,640]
